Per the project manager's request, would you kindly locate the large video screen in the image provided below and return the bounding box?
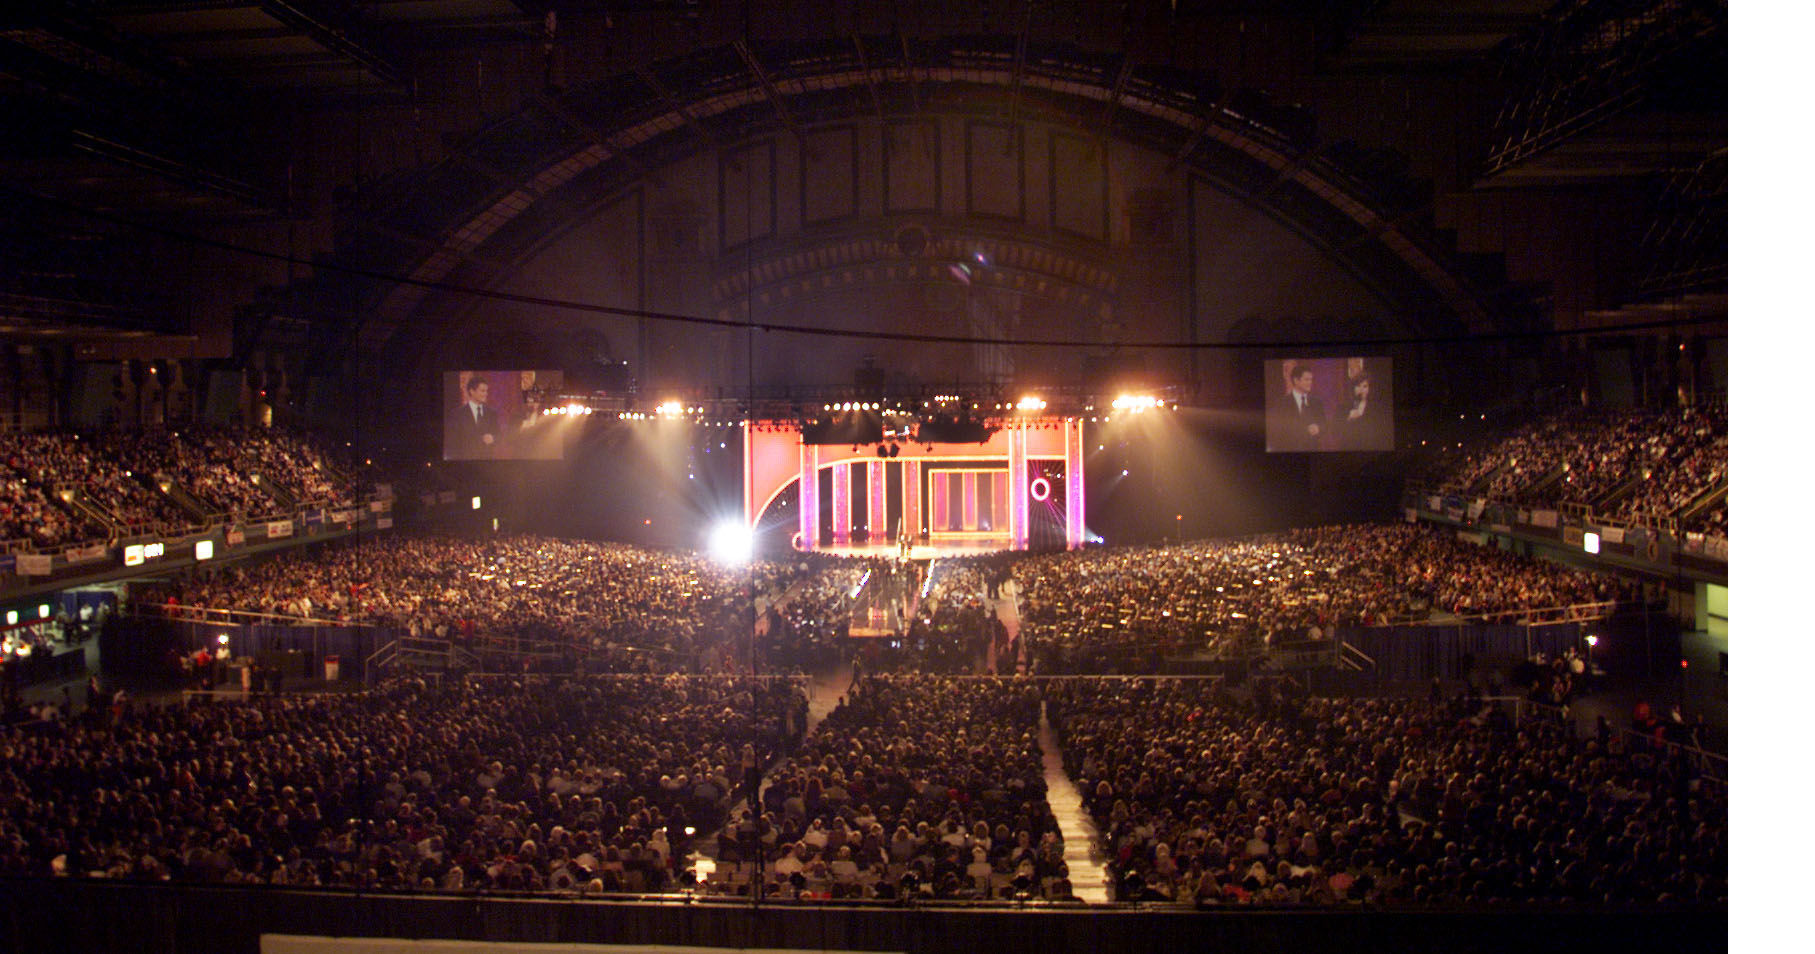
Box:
[1264,357,1393,452]
[441,370,566,461]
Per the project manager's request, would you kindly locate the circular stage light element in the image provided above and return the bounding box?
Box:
[1029,477,1052,501]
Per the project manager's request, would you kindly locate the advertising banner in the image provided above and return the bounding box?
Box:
[66,544,108,563]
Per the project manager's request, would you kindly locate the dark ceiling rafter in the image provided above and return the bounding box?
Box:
[445,150,516,189]
[527,91,663,186]
[850,34,887,124]
[255,0,409,90]
[67,130,277,212]
[1166,111,1214,173]
[8,6,218,98]
[634,64,722,153]
[732,37,804,144]
[1256,143,1323,201]
[1098,55,1134,134]
[1004,16,1031,138]
[899,32,922,116]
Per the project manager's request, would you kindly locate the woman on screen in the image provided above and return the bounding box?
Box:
[1335,372,1390,451]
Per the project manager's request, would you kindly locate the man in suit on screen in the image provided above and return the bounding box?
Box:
[445,374,503,459]
[1270,363,1326,451]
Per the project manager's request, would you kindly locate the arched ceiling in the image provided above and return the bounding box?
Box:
[289,33,1517,382]
[0,2,1723,377]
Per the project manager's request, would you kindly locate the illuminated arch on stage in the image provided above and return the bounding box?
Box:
[742,419,1086,552]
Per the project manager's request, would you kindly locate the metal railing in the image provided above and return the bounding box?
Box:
[1338,640,1376,672]
[136,602,378,628]
[363,635,474,680]
[1405,485,1720,543]
[1370,599,1620,629]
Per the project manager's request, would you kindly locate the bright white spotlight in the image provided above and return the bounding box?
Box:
[1016,395,1047,412]
[656,400,684,418]
[1112,394,1159,413]
[708,520,754,564]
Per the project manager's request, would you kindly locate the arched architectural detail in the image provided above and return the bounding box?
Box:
[707,226,1120,324]
[316,36,1504,392]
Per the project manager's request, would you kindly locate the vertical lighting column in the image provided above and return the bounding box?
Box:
[902,459,922,542]
[1008,424,1029,549]
[1065,417,1086,549]
[990,470,1007,536]
[742,420,756,529]
[831,461,851,547]
[799,443,820,551]
[868,460,887,542]
[962,472,978,531]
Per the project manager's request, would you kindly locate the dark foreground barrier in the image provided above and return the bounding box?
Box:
[0,879,1724,954]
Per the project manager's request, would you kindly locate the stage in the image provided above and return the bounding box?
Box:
[808,533,1015,560]
[744,418,1088,554]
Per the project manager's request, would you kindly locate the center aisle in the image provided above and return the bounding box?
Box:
[1037,700,1110,903]
[988,577,1023,675]
[803,658,854,737]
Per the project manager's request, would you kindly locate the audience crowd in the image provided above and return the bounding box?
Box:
[0,426,362,549]
[1048,678,1724,906]
[1422,404,1725,536]
[0,674,806,893]
[147,535,768,673]
[3,665,1722,909]
[0,467,89,550]
[144,524,1629,679]
[702,673,1066,900]
[1013,524,1629,674]
[3,520,1722,911]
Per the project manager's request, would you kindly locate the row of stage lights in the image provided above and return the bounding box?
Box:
[820,394,1163,414]
[1109,394,1165,412]
[588,392,1168,424]
[616,401,703,421]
